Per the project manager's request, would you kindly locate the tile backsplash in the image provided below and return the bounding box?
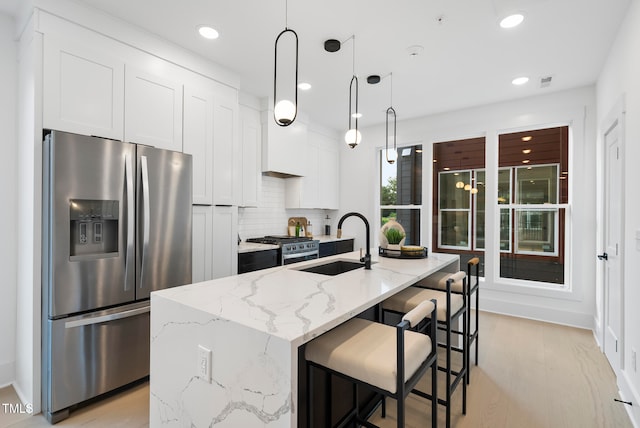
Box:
[238,175,336,240]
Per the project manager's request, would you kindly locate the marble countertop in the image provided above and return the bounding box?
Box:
[237,242,279,253]
[237,235,354,254]
[154,250,459,348]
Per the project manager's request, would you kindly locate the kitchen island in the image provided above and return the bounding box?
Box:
[149,250,459,427]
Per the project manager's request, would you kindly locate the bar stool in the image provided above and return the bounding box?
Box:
[382,278,467,428]
[305,300,439,428]
[412,259,480,384]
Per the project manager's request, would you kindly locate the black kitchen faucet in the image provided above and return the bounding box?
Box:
[336,212,371,269]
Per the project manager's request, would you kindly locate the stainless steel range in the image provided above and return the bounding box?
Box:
[246,235,319,265]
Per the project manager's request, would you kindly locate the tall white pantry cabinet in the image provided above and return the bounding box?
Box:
[39,10,241,283]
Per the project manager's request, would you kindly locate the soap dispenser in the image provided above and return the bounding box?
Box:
[324,215,331,236]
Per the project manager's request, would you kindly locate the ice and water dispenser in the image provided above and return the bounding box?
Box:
[69,199,119,258]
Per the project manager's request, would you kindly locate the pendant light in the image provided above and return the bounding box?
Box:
[273,0,298,127]
[385,72,398,164]
[344,36,361,148]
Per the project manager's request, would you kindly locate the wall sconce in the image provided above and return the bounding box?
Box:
[273,0,298,126]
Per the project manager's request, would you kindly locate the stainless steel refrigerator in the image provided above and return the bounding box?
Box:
[41,130,192,423]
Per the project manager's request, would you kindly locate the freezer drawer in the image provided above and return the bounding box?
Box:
[43,303,150,421]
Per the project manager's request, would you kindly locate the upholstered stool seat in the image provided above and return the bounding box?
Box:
[305,300,438,428]
[416,270,466,293]
[306,317,431,393]
[383,287,464,322]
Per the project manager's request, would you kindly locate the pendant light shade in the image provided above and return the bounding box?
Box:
[384,73,397,164]
[385,107,397,163]
[274,98,296,125]
[346,74,360,148]
[273,2,298,127]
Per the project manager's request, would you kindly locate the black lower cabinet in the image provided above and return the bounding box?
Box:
[298,305,379,427]
[238,249,279,274]
[336,239,354,255]
[319,239,354,259]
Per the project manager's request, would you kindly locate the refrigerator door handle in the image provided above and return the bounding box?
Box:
[64,306,150,329]
[124,154,135,291]
[140,155,151,289]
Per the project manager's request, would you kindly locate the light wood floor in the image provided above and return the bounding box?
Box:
[0,311,632,428]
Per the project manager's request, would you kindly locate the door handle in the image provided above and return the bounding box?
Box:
[140,155,150,289]
[65,305,150,329]
[597,253,608,261]
[124,154,134,291]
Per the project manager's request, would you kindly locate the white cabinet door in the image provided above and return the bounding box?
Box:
[192,206,213,283]
[285,131,338,209]
[184,85,214,205]
[43,37,124,140]
[262,114,308,177]
[125,66,183,152]
[240,105,261,207]
[285,143,319,208]
[319,144,339,209]
[213,86,240,205]
[212,206,238,279]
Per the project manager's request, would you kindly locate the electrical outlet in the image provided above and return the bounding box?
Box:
[198,345,212,383]
[632,348,637,372]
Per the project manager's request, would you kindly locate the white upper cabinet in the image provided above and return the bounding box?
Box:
[43,37,125,140]
[183,85,214,205]
[212,85,240,206]
[318,143,339,209]
[261,109,308,177]
[240,104,261,207]
[285,130,339,209]
[124,66,183,152]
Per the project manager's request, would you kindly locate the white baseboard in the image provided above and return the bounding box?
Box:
[619,371,640,428]
[0,361,15,388]
[481,295,593,329]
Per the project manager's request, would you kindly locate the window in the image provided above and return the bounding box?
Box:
[432,137,486,274]
[432,127,569,286]
[498,127,568,285]
[380,145,422,245]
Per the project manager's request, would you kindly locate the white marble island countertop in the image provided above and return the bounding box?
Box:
[150,250,459,427]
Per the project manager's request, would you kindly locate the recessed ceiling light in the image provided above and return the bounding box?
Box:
[500,13,524,29]
[521,136,533,142]
[298,82,311,90]
[443,167,450,171]
[512,76,529,86]
[198,26,219,40]
[522,159,530,164]
[522,149,532,154]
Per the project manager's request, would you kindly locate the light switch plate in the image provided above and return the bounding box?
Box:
[198,345,212,383]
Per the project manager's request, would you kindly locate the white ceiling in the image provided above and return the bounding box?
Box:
[1,0,632,132]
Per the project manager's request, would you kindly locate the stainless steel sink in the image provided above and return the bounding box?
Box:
[296,260,366,276]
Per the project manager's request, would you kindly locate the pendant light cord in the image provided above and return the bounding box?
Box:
[285,0,288,28]
[352,35,356,76]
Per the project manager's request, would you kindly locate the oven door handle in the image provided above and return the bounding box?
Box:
[283,250,320,259]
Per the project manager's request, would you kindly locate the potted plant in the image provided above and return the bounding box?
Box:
[385,228,405,251]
